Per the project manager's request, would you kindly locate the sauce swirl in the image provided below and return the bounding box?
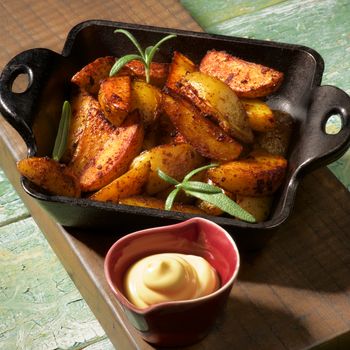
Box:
[123,253,220,308]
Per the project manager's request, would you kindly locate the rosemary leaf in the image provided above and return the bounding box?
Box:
[114,29,145,58]
[157,169,179,186]
[183,163,219,182]
[109,29,176,83]
[146,34,177,65]
[144,46,154,63]
[109,54,143,77]
[165,188,180,210]
[52,100,71,162]
[181,181,222,194]
[159,163,256,222]
[185,190,256,223]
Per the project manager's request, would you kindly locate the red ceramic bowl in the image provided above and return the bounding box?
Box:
[104,217,240,347]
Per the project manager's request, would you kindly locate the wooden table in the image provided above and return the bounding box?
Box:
[1,1,350,349]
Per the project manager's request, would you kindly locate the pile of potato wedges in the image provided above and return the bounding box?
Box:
[17,48,294,222]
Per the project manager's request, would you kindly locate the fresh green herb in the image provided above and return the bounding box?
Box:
[158,164,256,223]
[109,29,176,83]
[52,100,71,161]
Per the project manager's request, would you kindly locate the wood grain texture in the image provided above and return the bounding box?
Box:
[181,0,350,191]
[0,0,200,70]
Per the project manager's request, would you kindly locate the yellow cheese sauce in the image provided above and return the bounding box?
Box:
[123,253,220,308]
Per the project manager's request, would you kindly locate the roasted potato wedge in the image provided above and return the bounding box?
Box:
[131,80,162,127]
[17,157,80,197]
[200,50,284,98]
[130,143,205,195]
[71,56,115,95]
[196,200,224,216]
[162,94,243,161]
[119,195,206,215]
[156,113,179,145]
[90,161,150,203]
[236,195,273,222]
[142,125,159,150]
[124,60,169,87]
[208,150,287,196]
[62,91,99,163]
[98,75,131,127]
[69,110,144,192]
[241,98,275,132]
[254,110,294,156]
[166,51,197,91]
[177,71,253,144]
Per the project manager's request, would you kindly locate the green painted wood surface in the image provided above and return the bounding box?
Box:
[181,0,350,190]
[182,0,288,27]
[0,169,29,226]
[0,168,113,350]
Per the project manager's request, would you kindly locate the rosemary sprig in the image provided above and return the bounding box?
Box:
[52,100,71,161]
[158,164,256,223]
[109,29,176,83]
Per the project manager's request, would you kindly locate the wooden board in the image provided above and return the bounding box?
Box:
[1,0,350,349]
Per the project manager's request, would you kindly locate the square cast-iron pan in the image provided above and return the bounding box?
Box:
[1,20,350,249]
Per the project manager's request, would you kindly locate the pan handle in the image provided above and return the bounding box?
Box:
[0,48,61,156]
[296,85,350,173]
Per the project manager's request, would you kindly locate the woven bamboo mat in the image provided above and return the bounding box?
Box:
[0,0,200,71]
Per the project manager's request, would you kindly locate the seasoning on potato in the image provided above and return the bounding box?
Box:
[17,30,292,223]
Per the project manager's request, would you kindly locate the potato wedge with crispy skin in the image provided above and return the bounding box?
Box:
[207,150,287,196]
[98,76,131,127]
[131,80,162,127]
[124,60,169,87]
[119,195,206,215]
[71,56,116,95]
[200,50,284,98]
[177,71,253,144]
[166,51,197,91]
[69,110,144,192]
[241,98,275,132]
[142,125,159,151]
[61,91,99,164]
[156,113,178,145]
[130,143,205,195]
[162,93,243,161]
[90,161,150,203]
[17,157,80,197]
[236,195,273,222]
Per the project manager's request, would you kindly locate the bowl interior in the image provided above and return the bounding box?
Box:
[104,218,239,308]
